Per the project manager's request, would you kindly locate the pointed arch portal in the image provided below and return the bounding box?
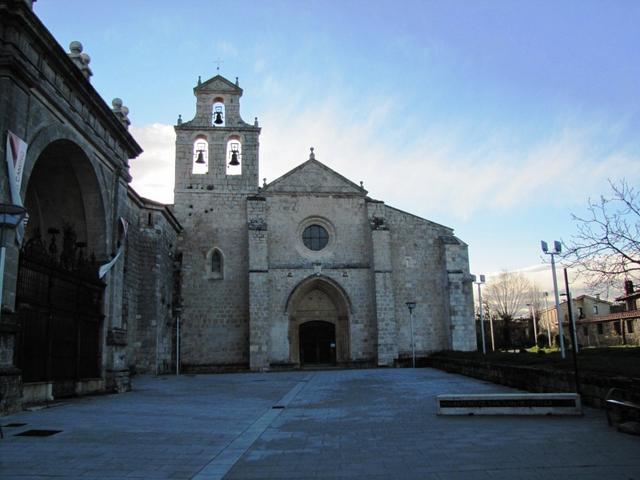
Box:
[287,276,350,366]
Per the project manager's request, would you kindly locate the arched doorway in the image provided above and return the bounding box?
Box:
[287,276,350,366]
[17,139,107,397]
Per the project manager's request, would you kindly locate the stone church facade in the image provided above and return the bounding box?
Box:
[173,75,476,371]
[0,0,474,413]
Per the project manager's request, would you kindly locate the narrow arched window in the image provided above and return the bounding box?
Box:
[212,98,225,127]
[211,250,222,274]
[193,137,208,174]
[227,136,242,176]
[206,247,224,279]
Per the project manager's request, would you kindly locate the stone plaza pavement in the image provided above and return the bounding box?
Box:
[1,368,639,480]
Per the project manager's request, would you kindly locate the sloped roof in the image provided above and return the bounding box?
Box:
[264,157,367,195]
[194,74,242,95]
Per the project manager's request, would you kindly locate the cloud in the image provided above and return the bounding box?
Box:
[126,83,640,225]
[129,123,175,204]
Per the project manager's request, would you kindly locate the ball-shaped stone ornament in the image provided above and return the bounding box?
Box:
[69,41,83,53]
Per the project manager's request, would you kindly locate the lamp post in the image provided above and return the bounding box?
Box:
[562,268,581,395]
[541,240,566,359]
[0,204,27,321]
[406,302,416,368]
[526,303,538,346]
[474,275,487,354]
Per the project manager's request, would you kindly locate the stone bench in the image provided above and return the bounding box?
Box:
[605,388,640,426]
[436,393,582,416]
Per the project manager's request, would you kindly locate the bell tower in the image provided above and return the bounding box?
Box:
[173,74,262,371]
[174,74,261,195]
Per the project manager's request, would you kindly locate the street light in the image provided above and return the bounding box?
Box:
[406,302,416,368]
[0,204,27,321]
[541,240,566,359]
[474,274,487,354]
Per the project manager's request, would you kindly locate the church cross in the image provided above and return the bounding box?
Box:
[214,57,224,73]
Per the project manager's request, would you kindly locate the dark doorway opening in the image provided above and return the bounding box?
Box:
[299,321,336,365]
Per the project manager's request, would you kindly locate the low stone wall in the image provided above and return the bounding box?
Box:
[0,367,22,414]
[427,354,639,408]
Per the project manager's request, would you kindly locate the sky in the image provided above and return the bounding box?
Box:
[34,0,640,297]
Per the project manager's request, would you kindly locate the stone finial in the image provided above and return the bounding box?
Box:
[263,178,267,188]
[111,98,131,129]
[235,76,239,86]
[69,41,82,55]
[254,117,259,127]
[309,147,315,160]
[360,181,364,189]
[177,114,183,125]
[67,41,93,81]
[197,75,202,86]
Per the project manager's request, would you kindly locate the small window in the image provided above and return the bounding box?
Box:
[302,225,329,251]
[597,323,604,335]
[582,326,588,336]
[614,321,622,335]
[593,305,599,314]
[578,307,584,318]
[627,320,635,333]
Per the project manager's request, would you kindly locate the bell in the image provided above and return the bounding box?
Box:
[195,150,205,164]
[213,111,223,125]
[229,151,240,166]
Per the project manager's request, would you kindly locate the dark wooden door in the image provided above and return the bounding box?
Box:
[299,321,336,365]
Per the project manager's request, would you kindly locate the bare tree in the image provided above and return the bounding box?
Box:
[485,271,531,347]
[563,180,640,291]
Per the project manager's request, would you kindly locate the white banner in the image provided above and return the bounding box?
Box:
[98,217,129,279]
[5,131,27,244]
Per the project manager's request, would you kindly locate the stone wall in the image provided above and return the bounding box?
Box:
[174,191,252,369]
[428,354,639,408]
[123,192,180,375]
[385,206,475,357]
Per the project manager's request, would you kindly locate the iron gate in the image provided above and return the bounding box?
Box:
[16,228,104,396]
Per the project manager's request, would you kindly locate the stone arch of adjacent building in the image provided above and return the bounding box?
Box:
[17,129,110,396]
[23,125,111,257]
[285,275,351,366]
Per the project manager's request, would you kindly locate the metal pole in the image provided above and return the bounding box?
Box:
[410,309,415,368]
[563,268,581,395]
[488,312,496,351]
[563,270,579,353]
[477,282,486,354]
[176,315,180,376]
[530,304,538,345]
[550,253,566,359]
[543,293,552,347]
[0,246,5,323]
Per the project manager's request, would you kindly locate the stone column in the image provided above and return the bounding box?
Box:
[247,196,269,370]
[442,235,476,351]
[368,202,397,366]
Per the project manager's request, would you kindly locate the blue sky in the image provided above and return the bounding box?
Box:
[34,0,640,292]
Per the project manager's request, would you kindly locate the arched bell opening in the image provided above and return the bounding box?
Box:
[192,136,208,174]
[226,135,242,176]
[18,138,107,397]
[287,276,350,366]
[212,97,225,127]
